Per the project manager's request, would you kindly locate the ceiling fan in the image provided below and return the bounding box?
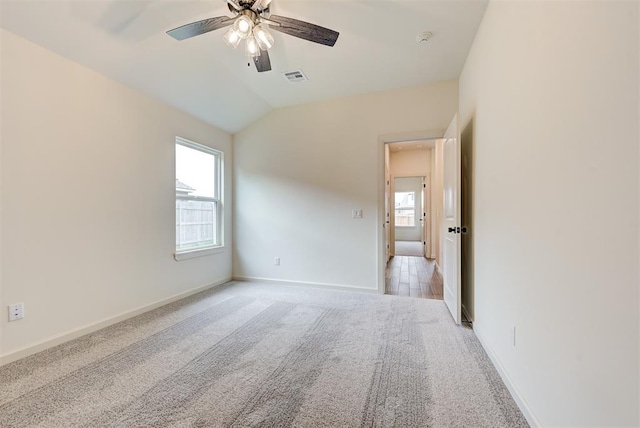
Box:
[166,0,339,73]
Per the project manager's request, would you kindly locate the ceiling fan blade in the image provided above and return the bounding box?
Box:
[226,0,242,12]
[268,15,339,47]
[253,49,272,72]
[251,0,271,12]
[251,0,262,11]
[167,16,233,41]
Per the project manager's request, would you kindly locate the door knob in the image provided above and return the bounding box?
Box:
[448,227,456,233]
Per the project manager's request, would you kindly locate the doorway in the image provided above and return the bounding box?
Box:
[394,176,423,256]
[378,118,473,319]
[383,139,443,300]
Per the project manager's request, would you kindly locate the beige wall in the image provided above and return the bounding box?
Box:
[459,1,639,426]
[233,81,458,290]
[389,148,431,177]
[0,31,4,360]
[0,30,233,362]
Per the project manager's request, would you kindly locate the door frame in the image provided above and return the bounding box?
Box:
[377,130,444,294]
[384,144,391,263]
[390,175,427,256]
[422,175,431,258]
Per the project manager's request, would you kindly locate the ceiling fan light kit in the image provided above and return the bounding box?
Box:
[223,27,242,48]
[254,24,274,50]
[233,14,254,40]
[245,34,261,57]
[166,0,340,73]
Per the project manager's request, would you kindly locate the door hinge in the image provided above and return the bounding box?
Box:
[423,241,426,245]
[423,184,426,188]
[387,180,390,185]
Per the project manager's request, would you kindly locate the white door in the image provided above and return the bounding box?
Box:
[442,114,461,324]
[384,144,391,262]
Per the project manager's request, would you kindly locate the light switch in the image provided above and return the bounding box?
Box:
[352,209,363,219]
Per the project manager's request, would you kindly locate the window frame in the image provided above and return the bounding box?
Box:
[394,191,416,228]
[174,137,224,260]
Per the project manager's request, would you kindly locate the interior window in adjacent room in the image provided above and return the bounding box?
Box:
[395,191,415,227]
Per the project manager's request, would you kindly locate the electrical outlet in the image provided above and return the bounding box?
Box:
[511,326,516,347]
[8,303,24,322]
[274,257,280,266]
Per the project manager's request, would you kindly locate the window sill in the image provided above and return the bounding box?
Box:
[174,246,224,261]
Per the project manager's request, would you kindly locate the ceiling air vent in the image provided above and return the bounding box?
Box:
[283,70,308,83]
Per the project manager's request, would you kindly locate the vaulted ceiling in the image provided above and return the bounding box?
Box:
[0,0,488,133]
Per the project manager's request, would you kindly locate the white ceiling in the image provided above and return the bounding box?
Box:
[0,0,488,133]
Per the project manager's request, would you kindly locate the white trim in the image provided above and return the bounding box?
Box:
[392,171,432,178]
[174,246,225,261]
[175,137,222,201]
[378,130,445,144]
[473,324,542,428]
[176,195,218,202]
[422,175,431,258]
[175,136,225,249]
[0,277,232,366]
[232,276,380,295]
[176,136,223,156]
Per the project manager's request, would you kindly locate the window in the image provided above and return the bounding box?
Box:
[175,138,222,256]
[395,191,415,227]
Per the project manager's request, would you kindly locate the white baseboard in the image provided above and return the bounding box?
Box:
[473,324,542,428]
[232,276,380,294]
[0,276,232,366]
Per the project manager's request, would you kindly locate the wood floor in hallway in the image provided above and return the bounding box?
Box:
[385,256,443,299]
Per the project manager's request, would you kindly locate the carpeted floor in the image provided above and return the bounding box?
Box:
[394,241,424,257]
[0,281,528,428]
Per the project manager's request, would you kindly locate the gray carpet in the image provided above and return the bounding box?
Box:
[395,241,424,257]
[0,281,528,427]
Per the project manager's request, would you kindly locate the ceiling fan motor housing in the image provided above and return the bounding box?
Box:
[228,0,270,17]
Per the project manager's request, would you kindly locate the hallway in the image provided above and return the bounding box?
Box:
[385,256,443,299]
[394,240,424,257]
